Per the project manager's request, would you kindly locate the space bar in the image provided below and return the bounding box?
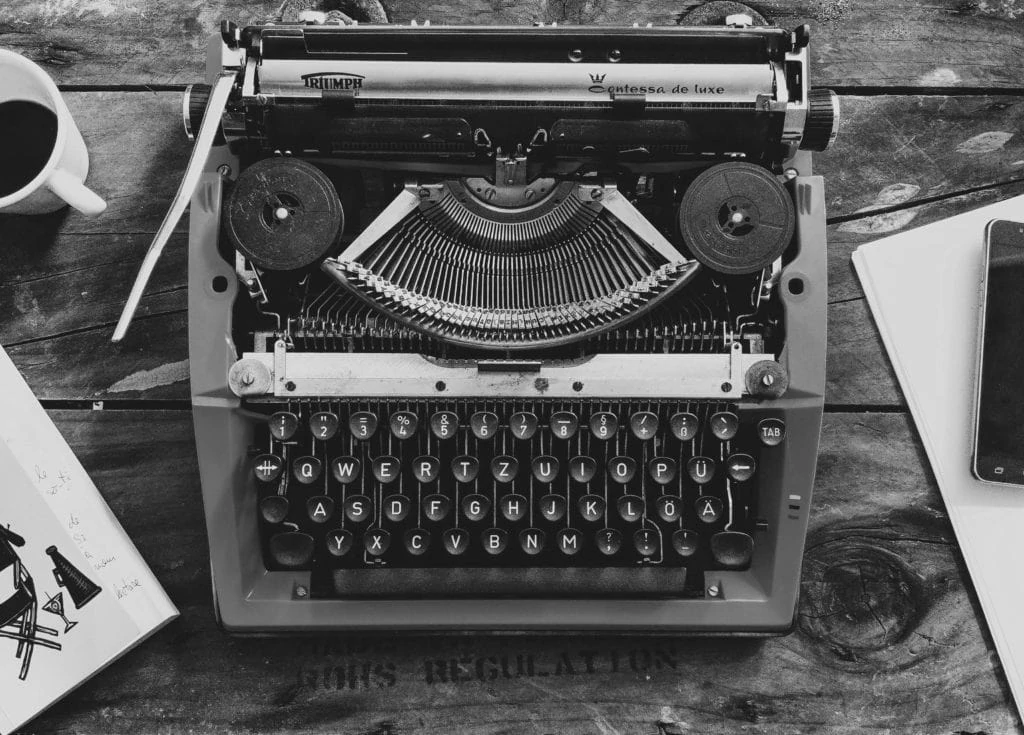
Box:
[311,566,687,598]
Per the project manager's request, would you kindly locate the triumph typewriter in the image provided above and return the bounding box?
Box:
[114,16,838,632]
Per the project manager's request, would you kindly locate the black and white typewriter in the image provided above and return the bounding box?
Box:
[114,13,838,633]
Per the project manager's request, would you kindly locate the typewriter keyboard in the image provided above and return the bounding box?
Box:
[251,401,783,593]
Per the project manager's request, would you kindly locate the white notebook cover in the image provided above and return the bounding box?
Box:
[852,195,1024,720]
[0,347,178,733]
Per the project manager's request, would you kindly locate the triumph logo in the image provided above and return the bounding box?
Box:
[589,73,606,83]
[301,72,365,90]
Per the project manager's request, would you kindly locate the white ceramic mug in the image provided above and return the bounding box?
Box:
[0,50,106,216]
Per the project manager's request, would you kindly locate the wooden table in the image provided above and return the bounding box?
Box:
[1,0,1023,731]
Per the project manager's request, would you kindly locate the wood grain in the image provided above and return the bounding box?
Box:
[1,92,1021,404]
[20,410,1017,734]
[1,0,1023,89]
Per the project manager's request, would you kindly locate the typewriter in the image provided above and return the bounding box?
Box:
[115,16,838,632]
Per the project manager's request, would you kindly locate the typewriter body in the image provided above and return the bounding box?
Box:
[173,18,837,632]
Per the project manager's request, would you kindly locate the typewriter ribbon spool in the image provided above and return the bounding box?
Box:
[224,157,345,272]
[677,162,796,275]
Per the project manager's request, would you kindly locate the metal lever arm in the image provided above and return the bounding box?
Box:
[111,72,236,343]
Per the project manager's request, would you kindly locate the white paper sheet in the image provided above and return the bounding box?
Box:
[0,347,178,734]
[853,194,1024,721]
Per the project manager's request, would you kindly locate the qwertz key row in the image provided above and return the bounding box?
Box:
[252,401,785,575]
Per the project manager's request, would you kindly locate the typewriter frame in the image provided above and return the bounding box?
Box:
[188,29,826,634]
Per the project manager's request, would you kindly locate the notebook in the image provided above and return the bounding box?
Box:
[852,194,1024,721]
[0,346,178,734]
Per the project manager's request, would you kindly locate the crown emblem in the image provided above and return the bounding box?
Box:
[589,73,606,83]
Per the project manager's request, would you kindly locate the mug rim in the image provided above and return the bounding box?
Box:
[0,49,70,208]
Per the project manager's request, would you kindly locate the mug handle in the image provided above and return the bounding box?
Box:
[46,169,107,216]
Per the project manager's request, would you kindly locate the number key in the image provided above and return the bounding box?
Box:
[550,411,579,440]
[509,411,538,440]
[349,411,378,440]
[589,412,618,440]
[390,411,419,440]
[309,411,339,441]
[269,411,299,441]
[470,411,499,440]
[430,411,459,440]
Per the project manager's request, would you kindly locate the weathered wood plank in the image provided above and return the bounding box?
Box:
[1,0,1023,89]
[0,296,902,406]
[7,93,1015,239]
[3,94,1020,403]
[21,410,1018,734]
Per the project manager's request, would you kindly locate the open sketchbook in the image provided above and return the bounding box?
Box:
[0,347,177,733]
[853,194,1024,721]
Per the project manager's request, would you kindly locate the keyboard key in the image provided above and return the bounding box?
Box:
[569,456,597,484]
[578,494,606,523]
[549,411,579,440]
[364,528,391,556]
[349,411,378,440]
[758,417,786,447]
[672,529,699,557]
[470,411,499,440]
[711,531,754,568]
[629,411,658,440]
[390,410,419,440]
[539,494,567,522]
[306,495,334,523]
[531,455,560,483]
[519,528,546,555]
[404,528,431,555]
[253,454,283,483]
[695,496,723,524]
[686,456,715,484]
[309,411,339,441]
[500,494,528,522]
[656,495,681,522]
[269,531,314,567]
[430,411,459,440]
[710,411,739,441]
[648,457,677,485]
[259,496,289,524]
[616,495,644,522]
[491,455,520,483]
[557,528,583,555]
[633,528,658,556]
[596,528,622,555]
[608,456,637,484]
[461,493,491,522]
[372,456,401,484]
[669,412,699,441]
[325,529,354,557]
[269,411,299,441]
[423,494,451,522]
[509,411,539,440]
[344,494,373,523]
[443,528,470,555]
[331,456,362,484]
[482,528,509,555]
[413,456,441,484]
[293,456,322,484]
[384,494,411,522]
[726,453,756,482]
[451,456,480,483]
[589,411,618,440]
